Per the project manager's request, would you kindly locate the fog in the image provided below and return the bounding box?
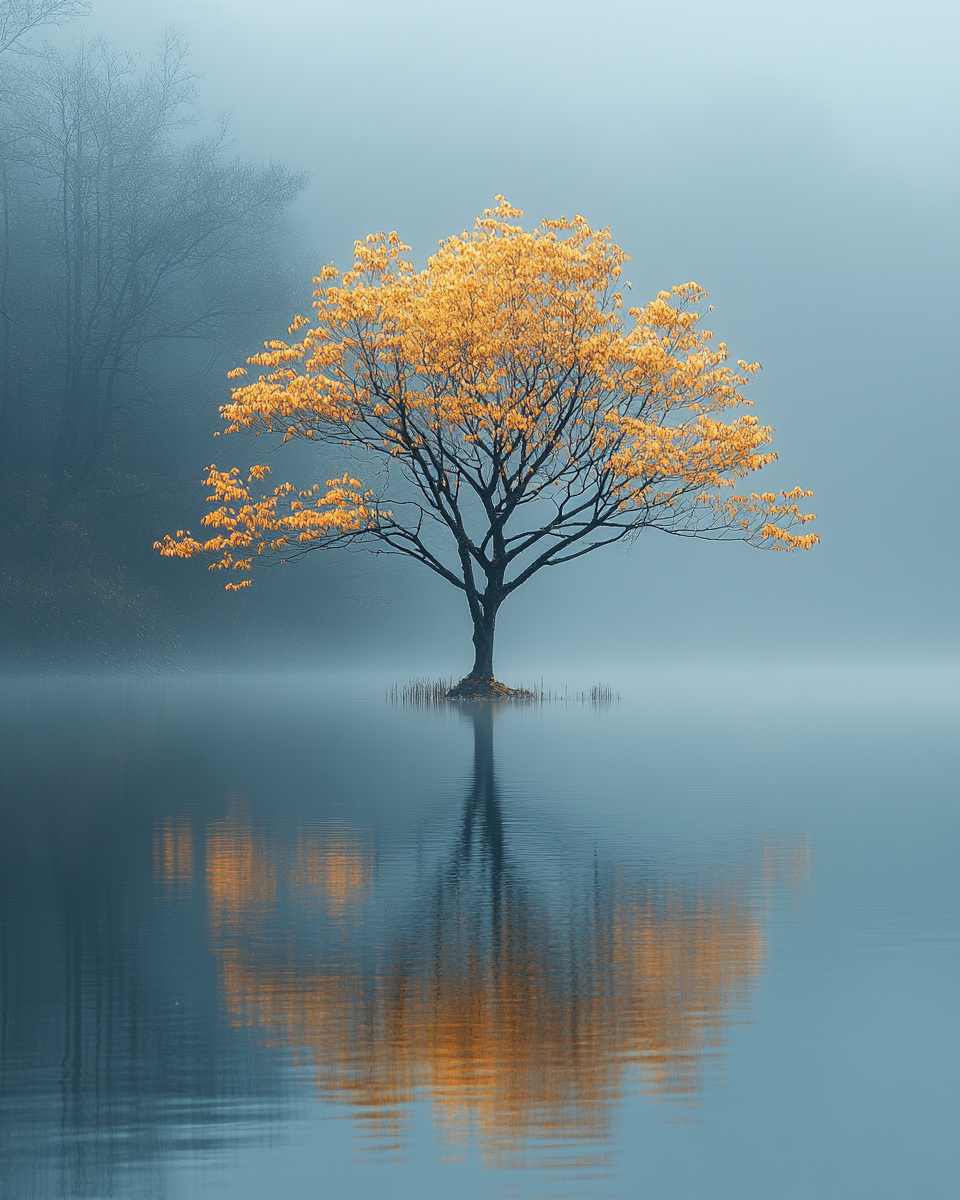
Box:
[4,0,957,675]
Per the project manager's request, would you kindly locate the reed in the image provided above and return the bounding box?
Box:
[386,679,619,706]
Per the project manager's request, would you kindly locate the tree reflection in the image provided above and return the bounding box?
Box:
[193,705,807,1168]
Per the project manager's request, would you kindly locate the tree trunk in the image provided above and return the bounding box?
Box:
[447,596,532,699]
[446,599,501,697]
[468,606,497,683]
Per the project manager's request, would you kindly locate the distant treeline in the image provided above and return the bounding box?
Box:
[0,1,320,667]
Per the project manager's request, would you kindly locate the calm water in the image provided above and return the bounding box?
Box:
[0,665,957,1200]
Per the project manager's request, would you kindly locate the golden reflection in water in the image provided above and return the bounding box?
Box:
[153,816,194,901]
[291,829,372,914]
[206,804,277,933]
[151,750,808,1168]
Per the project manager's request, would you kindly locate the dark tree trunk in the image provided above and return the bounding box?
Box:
[447,594,532,699]
[468,606,497,683]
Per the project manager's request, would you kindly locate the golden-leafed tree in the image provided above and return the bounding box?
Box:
[157,200,817,695]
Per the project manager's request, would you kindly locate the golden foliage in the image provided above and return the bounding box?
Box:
[158,198,816,586]
[154,467,380,588]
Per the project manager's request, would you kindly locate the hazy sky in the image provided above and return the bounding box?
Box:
[65,0,960,667]
[82,0,958,194]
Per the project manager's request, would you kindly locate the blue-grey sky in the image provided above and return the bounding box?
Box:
[73,0,960,668]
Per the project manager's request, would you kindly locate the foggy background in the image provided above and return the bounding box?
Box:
[3,0,957,675]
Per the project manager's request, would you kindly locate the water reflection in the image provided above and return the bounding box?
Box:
[155,816,195,901]
[0,698,287,1200]
[4,671,956,1199]
[176,705,806,1169]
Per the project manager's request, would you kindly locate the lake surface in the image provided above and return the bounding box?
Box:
[0,664,957,1199]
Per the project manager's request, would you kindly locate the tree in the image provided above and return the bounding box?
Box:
[0,0,87,58]
[0,22,310,663]
[0,0,88,463]
[156,199,818,695]
[4,33,306,511]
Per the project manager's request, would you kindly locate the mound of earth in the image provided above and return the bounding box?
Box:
[445,676,535,701]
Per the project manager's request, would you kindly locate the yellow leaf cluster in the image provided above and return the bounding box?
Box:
[153,466,382,584]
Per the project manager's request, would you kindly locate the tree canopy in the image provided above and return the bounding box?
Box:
[157,199,818,694]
